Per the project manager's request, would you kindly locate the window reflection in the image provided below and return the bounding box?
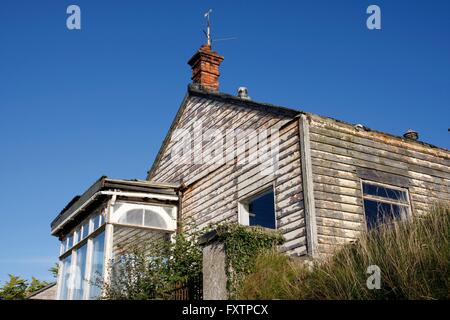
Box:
[362,181,411,230]
[72,244,88,300]
[89,231,105,299]
[59,254,72,300]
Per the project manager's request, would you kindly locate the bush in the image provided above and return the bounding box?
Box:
[238,204,450,300]
[100,232,202,300]
[213,224,284,298]
[0,275,50,300]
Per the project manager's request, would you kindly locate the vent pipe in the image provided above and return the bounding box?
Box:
[403,129,419,141]
[237,87,251,100]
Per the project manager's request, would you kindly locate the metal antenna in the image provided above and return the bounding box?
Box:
[203,9,213,46]
[203,9,237,47]
[213,37,238,42]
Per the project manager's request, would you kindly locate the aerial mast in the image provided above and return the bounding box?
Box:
[204,9,212,46]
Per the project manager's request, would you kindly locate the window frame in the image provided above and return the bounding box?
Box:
[57,225,106,300]
[60,212,104,257]
[360,179,412,230]
[111,202,177,232]
[238,184,277,230]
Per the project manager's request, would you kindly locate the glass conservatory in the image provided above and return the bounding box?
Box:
[51,177,179,300]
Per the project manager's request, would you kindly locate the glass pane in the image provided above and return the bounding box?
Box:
[162,206,176,219]
[119,209,143,226]
[59,254,72,300]
[363,199,407,229]
[144,210,167,229]
[249,190,276,229]
[81,222,90,240]
[363,183,408,203]
[73,230,79,245]
[89,231,105,299]
[73,244,88,300]
[93,214,102,230]
[66,234,73,250]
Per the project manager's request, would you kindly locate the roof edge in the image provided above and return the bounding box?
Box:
[304,112,450,157]
[146,85,302,180]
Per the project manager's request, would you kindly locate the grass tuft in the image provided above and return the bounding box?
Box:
[238,204,450,300]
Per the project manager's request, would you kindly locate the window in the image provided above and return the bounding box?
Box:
[80,221,90,240]
[66,234,73,251]
[59,254,72,300]
[239,187,276,229]
[89,231,105,299]
[362,181,411,230]
[73,229,79,246]
[120,209,143,225]
[113,203,176,231]
[73,244,88,300]
[92,214,103,231]
[144,210,168,229]
[60,212,105,256]
[58,217,106,300]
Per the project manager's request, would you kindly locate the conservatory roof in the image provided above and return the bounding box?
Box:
[51,176,179,237]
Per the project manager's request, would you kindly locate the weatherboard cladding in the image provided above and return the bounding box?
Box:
[51,86,450,258]
[147,87,450,257]
[306,114,450,257]
[149,90,307,256]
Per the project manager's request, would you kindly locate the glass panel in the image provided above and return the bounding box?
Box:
[162,206,176,219]
[363,199,408,230]
[72,244,88,300]
[81,222,90,240]
[66,234,73,250]
[89,231,105,299]
[93,214,102,231]
[59,254,72,300]
[73,230,79,245]
[144,210,167,229]
[363,183,408,203]
[248,190,276,229]
[119,209,143,226]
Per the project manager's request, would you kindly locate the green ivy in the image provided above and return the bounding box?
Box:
[214,223,284,298]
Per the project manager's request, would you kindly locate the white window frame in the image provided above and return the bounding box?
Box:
[110,202,177,232]
[56,226,108,300]
[56,201,176,300]
[238,184,277,229]
[361,180,412,230]
[60,212,104,256]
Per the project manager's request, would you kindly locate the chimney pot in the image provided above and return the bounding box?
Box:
[403,129,419,141]
[188,44,224,92]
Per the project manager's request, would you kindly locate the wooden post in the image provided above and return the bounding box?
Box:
[198,230,228,300]
[299,114,318,258]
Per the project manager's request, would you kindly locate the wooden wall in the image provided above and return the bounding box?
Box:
[307,114,450,257]
[150,96,307,256]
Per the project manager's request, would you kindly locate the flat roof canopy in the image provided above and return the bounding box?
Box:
[51,176,179,237]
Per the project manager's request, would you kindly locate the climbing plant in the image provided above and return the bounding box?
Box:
[214,223,284,298]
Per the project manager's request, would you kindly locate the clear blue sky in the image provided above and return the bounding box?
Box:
[0,0,449,284]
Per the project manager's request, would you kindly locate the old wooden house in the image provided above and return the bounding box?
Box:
[50,43,450,300]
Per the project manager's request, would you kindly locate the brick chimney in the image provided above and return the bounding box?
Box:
[188,44,224,92]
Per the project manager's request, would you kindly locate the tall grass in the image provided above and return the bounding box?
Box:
[238,204,450,300]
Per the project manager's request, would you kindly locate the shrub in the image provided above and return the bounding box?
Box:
[0,275,50,300]
[238,204,450,300]
[213,223,284,298]
[100,232,202,300]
